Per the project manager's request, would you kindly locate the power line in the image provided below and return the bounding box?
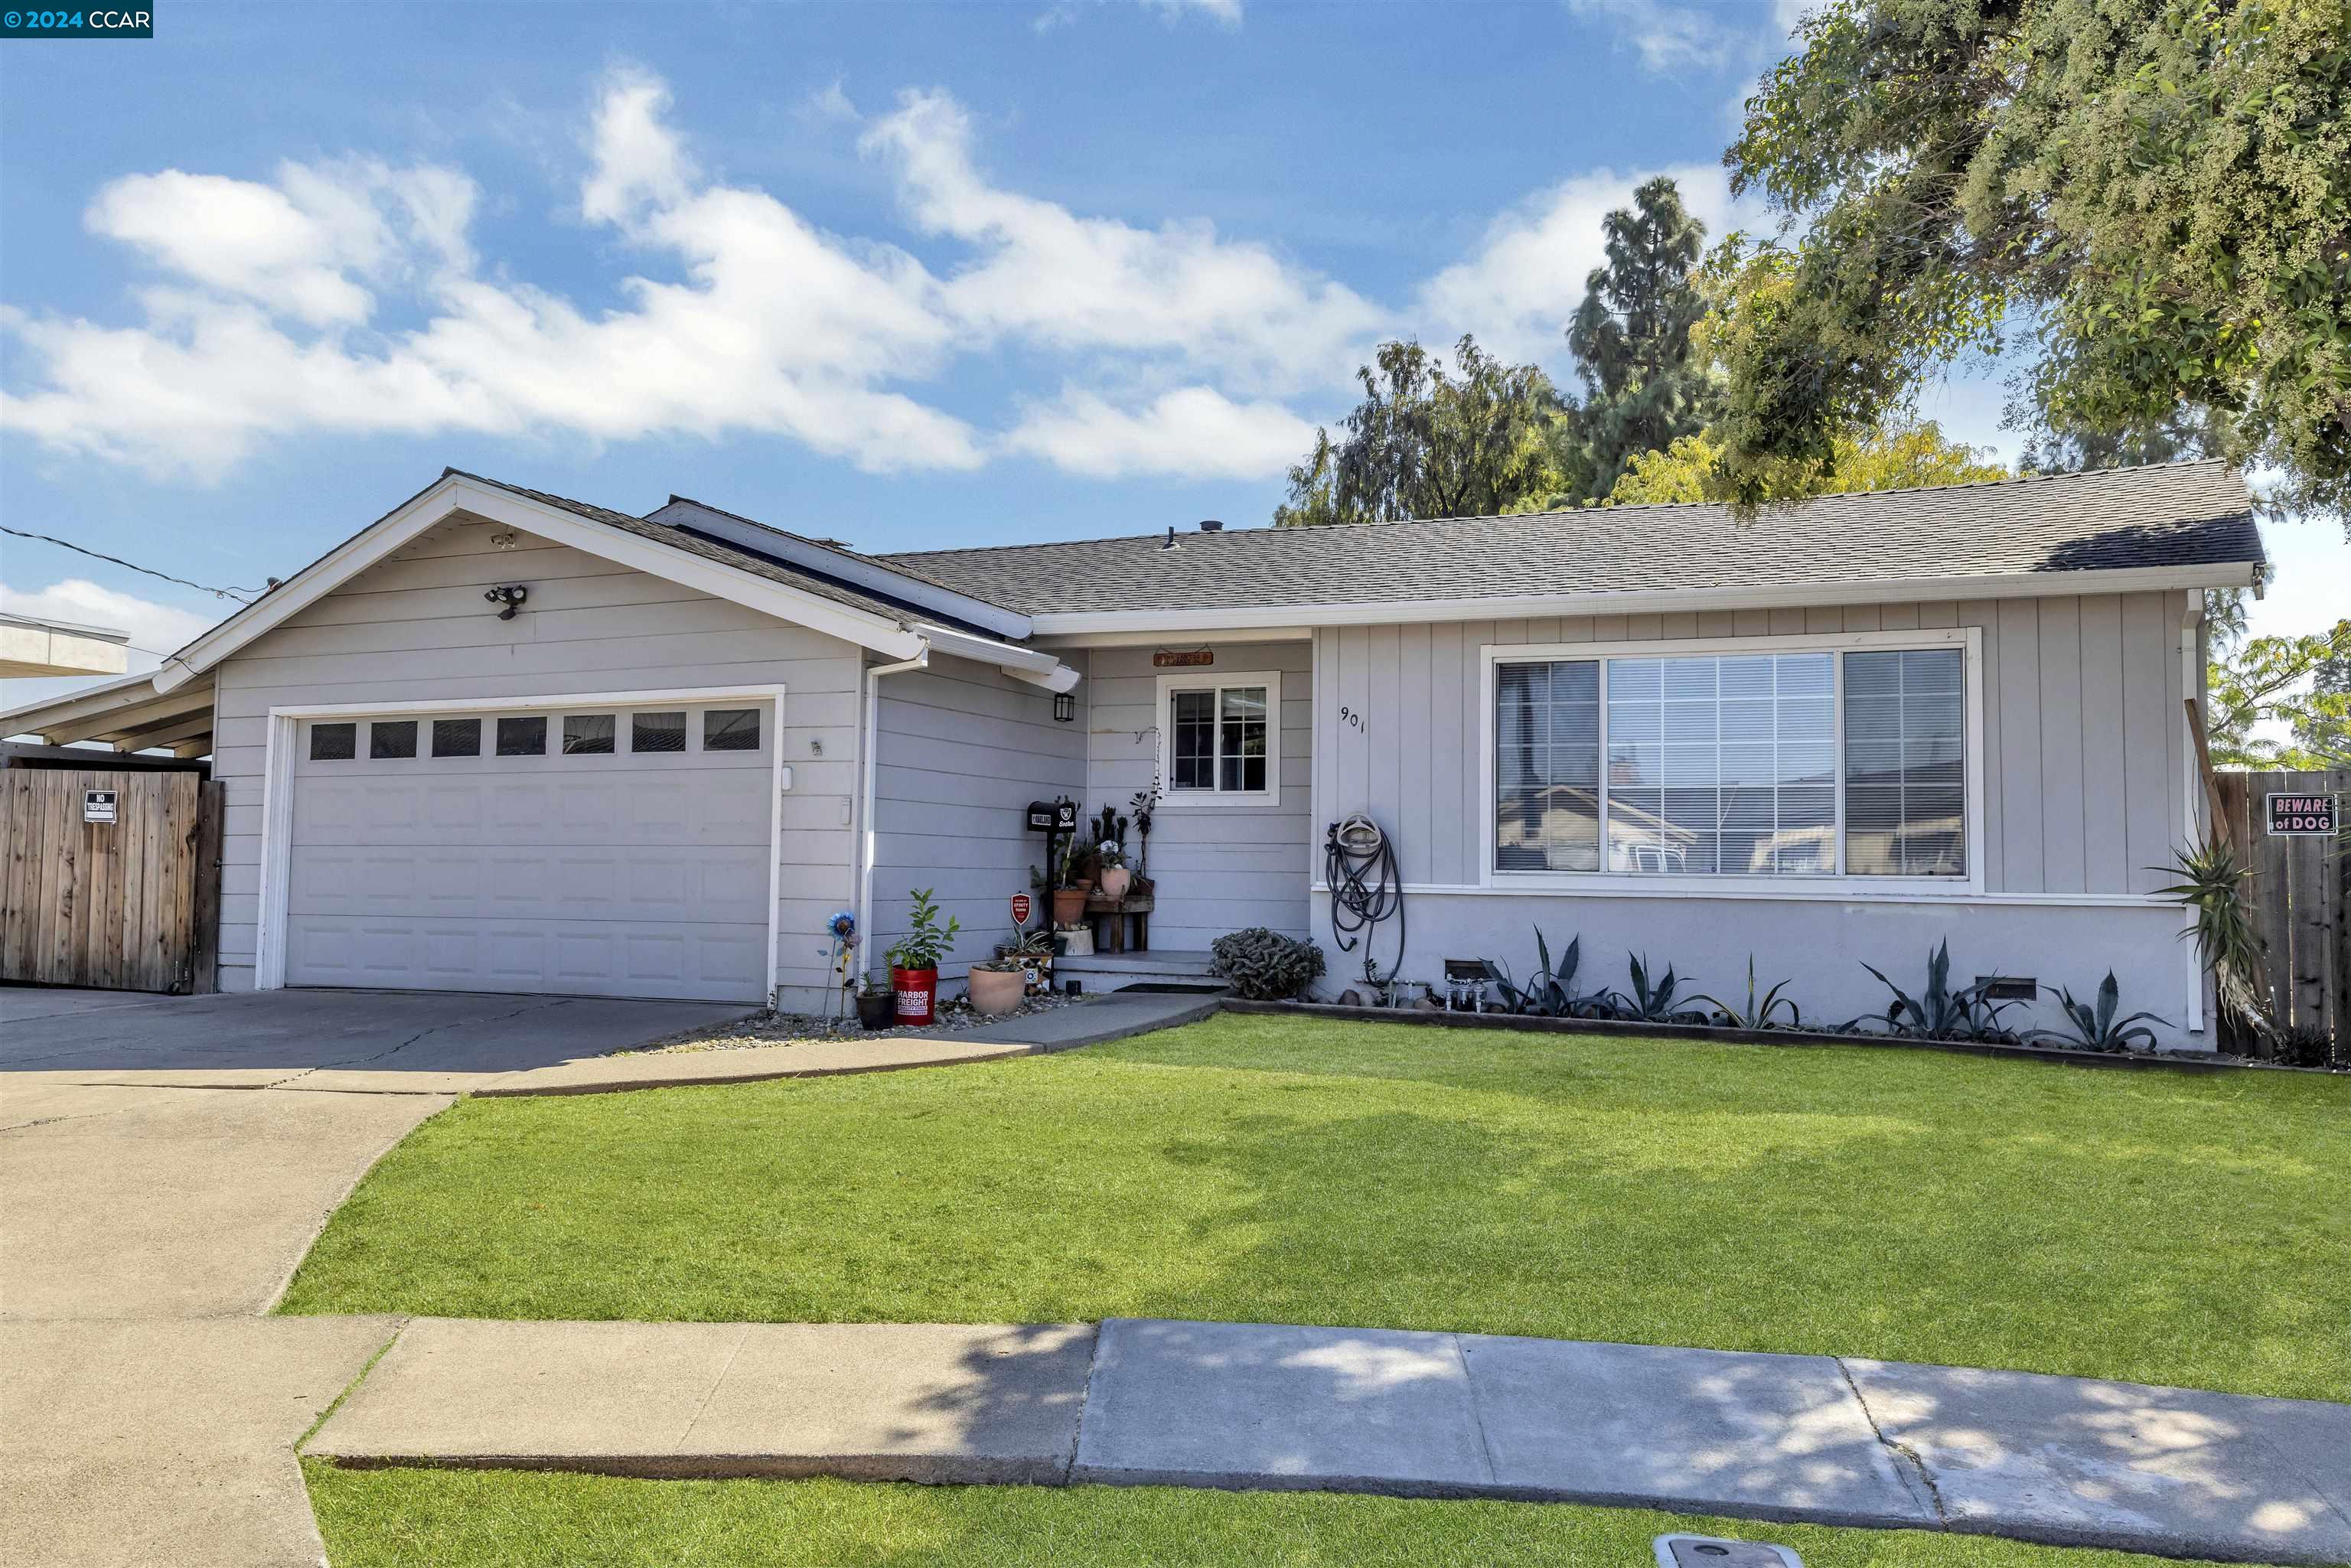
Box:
[1,526,265,602]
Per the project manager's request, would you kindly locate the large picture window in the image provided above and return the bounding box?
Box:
[1492,638,1968,880]
[1159,671,1281,804]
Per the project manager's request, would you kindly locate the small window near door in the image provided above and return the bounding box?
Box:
[308,722,356,761]
[562,714,615,755]
[703,708,760,751]
[432,718,481,758]
[632,711,687,754]
[496,716,546,757]
[369,719,419,760]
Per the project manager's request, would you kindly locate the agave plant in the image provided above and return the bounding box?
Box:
[1492,928,1607,1017]
[1860,940,2016,1042]
[1606,954,1703,1023]
[2030,971,2166,1054]
[2150,833,2274,1045]
[1693,957,1802,1031]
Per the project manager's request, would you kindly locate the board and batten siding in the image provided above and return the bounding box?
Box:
[869,652,1086,988]
[207,517,864,1003]
[1305,592,2207,1042]
[1309,592,2193,897]
[1084,641,1315,949]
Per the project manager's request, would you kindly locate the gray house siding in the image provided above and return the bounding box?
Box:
[1304,592,2205,1042]
[207,517,862,1003]
[869,652,1086,990]
[1083,641,1315,950]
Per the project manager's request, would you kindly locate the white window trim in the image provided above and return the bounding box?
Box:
[1476,628,1984,897]
[1153,668,1283,809]
[255,683,788,1002]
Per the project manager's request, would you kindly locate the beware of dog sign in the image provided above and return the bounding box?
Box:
[2266,792,2336,836]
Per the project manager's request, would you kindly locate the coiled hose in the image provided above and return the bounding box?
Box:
[1325,814,1405,988]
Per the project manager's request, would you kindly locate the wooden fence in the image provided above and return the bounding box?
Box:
[2,768,222,993]
[2214,768,2348,1047]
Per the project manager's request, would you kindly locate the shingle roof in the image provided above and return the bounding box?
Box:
[445,468,931,629]
[882,459,2263,617]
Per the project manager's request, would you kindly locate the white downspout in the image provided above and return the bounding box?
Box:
[856,646,930,976]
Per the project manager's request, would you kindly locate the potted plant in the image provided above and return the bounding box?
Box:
[1097,839,1133,900]
[884,888,960,1026]
[967,954,1027,1015]
[1051,831,1093,926]
[855,976,895,1031]
[1128,785,1158,898]
[1002,926,1055,994]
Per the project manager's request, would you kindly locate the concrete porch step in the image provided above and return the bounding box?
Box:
[1054,950,1224,994]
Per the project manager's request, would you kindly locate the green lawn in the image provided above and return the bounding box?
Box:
[281,1015,2351,1401]
[305,1467,2234,1568]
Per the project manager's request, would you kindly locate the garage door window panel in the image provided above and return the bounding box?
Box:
[563,714,615,755]
[703,708,760,752]
[497,716,546,757]
[369,720,418,760]
[632,711,687,755]
[308,722,356,761]
[432,718,481,758]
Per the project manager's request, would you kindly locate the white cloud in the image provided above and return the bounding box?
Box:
[1035,0,1241,34]
[1564,0,1736,71]
[2,63,1782,494]
[861,89,1382,394]
[1417,163,1761,368]
[2,66,984,481]
[1003,385,1318,478]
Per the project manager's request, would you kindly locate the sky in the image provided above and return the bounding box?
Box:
[2,0,2342,717]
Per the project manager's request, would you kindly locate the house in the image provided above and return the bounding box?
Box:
[0,460,2263,1045]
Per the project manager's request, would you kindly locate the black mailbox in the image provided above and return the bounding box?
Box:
[1027,798,1078,831]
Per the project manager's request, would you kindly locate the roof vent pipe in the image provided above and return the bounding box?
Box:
[1162,526,1180,550]
[1198,519,1224,533]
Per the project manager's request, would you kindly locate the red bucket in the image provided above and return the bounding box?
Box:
[891,966,937,1026]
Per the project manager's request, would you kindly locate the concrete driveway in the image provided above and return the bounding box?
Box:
[0,985,751,1567]
[2,986,755,1081]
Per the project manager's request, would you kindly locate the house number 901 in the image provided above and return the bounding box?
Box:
[1339,706,1366,732]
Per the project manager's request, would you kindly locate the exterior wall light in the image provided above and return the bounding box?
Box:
[1053,692,1076,723]
[484,585,529,620]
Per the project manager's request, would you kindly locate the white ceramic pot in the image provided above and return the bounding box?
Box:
[1058,924,1094,957]
[1098,866,1133,899]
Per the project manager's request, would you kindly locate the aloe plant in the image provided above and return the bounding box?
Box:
[2030,971,2166,1054]
[1606,954,1702,1023]
[1693,956,1802,1030]
[1860,940,2015,1042]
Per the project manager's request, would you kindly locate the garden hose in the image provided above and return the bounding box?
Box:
[1325,814,1405,988]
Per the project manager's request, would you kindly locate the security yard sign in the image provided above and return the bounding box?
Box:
[82,788,116,824]
[2265,792,2336,836]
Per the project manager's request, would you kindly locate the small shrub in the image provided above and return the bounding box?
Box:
[2276,1024,2343,1071]
[1861,940,2017,1042]
[1211,927,1326,999]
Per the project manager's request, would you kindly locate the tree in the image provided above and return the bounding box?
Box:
[1602,419,2007,505]
[2206,619,2351,768]
[1566,175,1714,497]
[1715,0,2351,528]
[1273,337,1573,526]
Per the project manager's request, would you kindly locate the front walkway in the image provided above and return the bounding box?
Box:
[305,1315,2351,1563]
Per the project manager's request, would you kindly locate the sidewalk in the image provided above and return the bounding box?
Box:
[305,1315,2351,1565]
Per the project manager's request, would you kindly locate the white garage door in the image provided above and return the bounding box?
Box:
[283,700,774,1002]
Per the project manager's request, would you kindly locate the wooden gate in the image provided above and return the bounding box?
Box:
[2213,768,2349,1045]
[2,768,220,993]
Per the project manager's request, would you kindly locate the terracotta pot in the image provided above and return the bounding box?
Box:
[890,965,937,1026]
[1098,866,1133,899]
[1051,886,1089,925]
[967,965,1026,1016]
[856,991,895,1030]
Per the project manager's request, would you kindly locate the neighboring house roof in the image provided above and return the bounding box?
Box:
[884,459,2263,622]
